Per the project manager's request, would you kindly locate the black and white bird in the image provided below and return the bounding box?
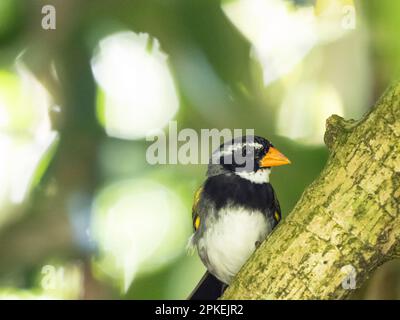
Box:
[188,136,290,299]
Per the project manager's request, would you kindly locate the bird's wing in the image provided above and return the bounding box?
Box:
[271,187,282,223]
[192,185,203,231]
[186,185,204,254]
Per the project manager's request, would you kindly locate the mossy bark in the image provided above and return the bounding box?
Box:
[222,82,400,300]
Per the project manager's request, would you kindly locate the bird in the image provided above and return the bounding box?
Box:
[187,135,291,299]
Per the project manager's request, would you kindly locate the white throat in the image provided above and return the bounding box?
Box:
[235,168,271,184]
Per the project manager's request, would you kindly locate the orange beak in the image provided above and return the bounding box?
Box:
[259,147,291,168]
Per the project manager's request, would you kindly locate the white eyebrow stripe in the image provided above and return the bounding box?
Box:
[245,142,263,149]
[212,142,263,159]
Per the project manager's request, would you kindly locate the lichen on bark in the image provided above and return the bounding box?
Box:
[222,82,400,300]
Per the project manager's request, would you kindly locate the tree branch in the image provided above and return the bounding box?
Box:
[222,82,400,299]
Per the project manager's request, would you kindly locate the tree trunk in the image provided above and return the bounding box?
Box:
[222,82,400,300]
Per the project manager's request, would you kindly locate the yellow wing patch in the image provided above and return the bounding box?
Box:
[194,215,201,230]
[192,186,203,231]
[274,211,281,222]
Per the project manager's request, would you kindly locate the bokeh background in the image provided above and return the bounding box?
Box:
[0,0,399,299]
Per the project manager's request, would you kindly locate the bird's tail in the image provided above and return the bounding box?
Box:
[188,271,225,300]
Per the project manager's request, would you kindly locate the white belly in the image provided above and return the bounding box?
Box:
[198,207,271,284]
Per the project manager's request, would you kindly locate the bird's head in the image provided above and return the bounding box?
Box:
[207,135,290,183]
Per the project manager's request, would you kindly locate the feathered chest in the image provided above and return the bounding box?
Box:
[192,174,281,284]
[199,205,272,284]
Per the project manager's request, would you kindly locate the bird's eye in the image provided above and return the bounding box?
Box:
[242,146,247,157]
